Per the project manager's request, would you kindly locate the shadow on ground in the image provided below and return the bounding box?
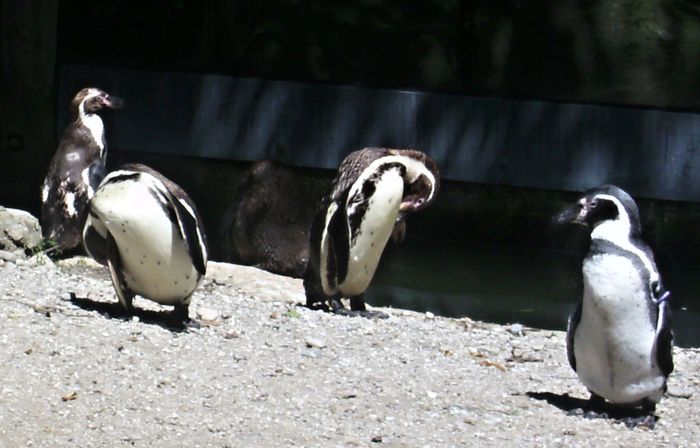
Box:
[69,294,187,332]
[526,391,659,429]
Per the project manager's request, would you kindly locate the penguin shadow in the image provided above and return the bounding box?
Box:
[526,392,659,429]
[68,293,189,332]
[301,302,389,319]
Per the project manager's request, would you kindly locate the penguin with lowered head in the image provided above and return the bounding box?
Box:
[41,87,123,253]
[83,164,208,326]
[557,184,673,427]
[304,147,440,317]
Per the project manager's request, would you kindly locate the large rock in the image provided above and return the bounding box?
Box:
[0,206,42,252]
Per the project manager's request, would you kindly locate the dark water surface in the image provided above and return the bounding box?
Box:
[367,238,700,348]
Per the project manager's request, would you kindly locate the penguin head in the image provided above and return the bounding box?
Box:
[390,149,440,215]
[70,87,125,120]
[558,184,642,238]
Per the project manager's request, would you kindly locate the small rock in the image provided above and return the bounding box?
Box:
[197,307,220,322]
[0,207,42,252]
[305,337,327,349]
[667,386,693,399]
[0,250,19,262]
[508,323,524,336]
[301,349,320,359]
[56,256,103,270]
[425,311,435,320]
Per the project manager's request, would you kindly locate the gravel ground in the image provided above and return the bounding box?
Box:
[0,255,698,447]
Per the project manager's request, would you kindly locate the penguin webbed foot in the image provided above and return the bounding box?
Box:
[620,413,657,429]
[620,400,658,429]
[333,304,389,320]
[306,296,389,319]
[171,304,200,330]
[335,309,390,319]
[566,393,608,419]
[567,394,659,429]
[331,296,388,319]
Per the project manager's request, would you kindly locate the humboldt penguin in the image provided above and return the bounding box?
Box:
[304,147,440,317]
[224,159,324,277]
[41,87,123,252]
[83,164,208,325]
[557,185,673,427]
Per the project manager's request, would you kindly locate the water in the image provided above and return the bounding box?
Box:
[367,238,700,348]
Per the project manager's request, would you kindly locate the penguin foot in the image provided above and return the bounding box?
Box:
[565,408,609,419]
[306,302,331,312]
[620,414,657,429]
[566,393,608,419]
[332,308,389,319]
[171,305,200,329]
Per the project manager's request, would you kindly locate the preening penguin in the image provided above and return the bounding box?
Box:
[41,87,123,252]
[83,164,208,325]
[557,185,673,426]
[304,147,440,317]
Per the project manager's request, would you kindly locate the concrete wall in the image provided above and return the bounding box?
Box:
[59,65,700,203]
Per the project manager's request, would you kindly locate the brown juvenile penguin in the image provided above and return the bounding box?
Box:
[41,87,123,252]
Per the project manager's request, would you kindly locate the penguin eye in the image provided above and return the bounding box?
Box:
[590,198,599,208]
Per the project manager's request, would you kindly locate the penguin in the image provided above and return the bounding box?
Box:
[304,147,440,317]
[82,164,208,326]
[557,185,673,426]
[41,87,123,252]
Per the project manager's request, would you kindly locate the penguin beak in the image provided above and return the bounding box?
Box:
[555,202,588,226]
[399,197,425,213]
[103,95,125,110]
[400,174,433,213]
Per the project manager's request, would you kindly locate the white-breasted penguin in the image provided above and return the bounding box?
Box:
[83,164,208,325]
[558,185,673,425]
[41,87,124,252]
[304,147,440,316]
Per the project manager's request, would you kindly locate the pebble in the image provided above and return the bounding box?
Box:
[304,337,327,349]
[508,323,524,336]
[196,307,220,322]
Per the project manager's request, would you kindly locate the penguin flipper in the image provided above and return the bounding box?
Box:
[326,200,350,285]
[655,300,674,377]
[169,193,208,277]
[82,215,108,265]
[105,233,134,312]
[566,299,582,372]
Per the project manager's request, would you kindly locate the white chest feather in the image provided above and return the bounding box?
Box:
[574,253,665,404]
[90,181,200,305]
[338,169,404,296]
[81,113,105,154]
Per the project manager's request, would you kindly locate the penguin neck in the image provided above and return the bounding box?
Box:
[590,218,632,246]
[590,215,660,285]
[78,109,106,156]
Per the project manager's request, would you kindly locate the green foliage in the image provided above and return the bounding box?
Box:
[282,308,301,319]
[28,238,62,264]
